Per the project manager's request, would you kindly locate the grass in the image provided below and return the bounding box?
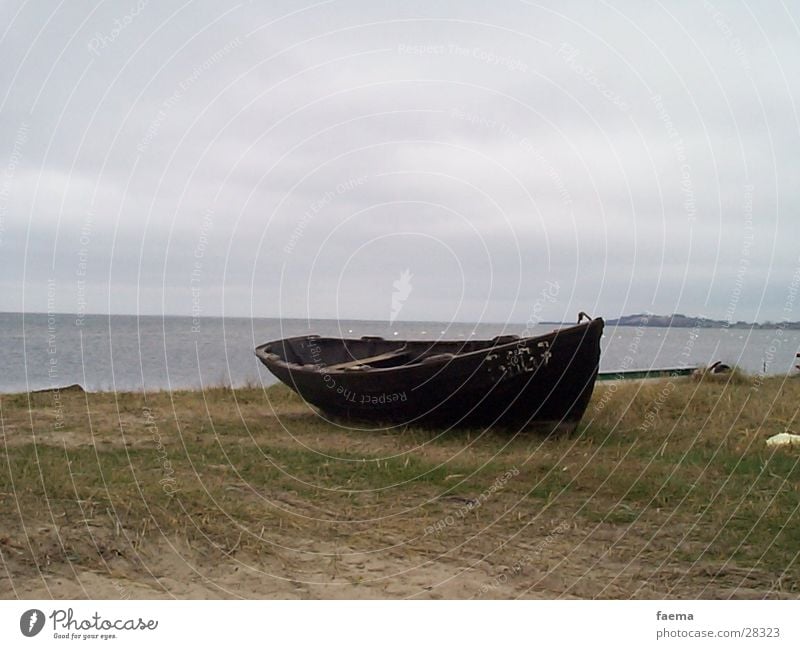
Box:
[2,372,799,594]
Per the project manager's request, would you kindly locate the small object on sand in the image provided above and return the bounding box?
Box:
[766,433,800,447]
[30,383,85,394]
[691,361,731,379]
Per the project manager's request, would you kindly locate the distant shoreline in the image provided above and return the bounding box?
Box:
[602,314,800,330]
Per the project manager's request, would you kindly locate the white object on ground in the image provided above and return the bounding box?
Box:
[766,433,800,447]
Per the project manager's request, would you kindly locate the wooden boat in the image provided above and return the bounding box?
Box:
[596,361,730,382]
[597,367,697,381]
[255,314,604,432]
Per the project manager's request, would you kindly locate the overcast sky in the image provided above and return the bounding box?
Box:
[1,0,798,323]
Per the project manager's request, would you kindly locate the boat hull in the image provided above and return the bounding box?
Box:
[255,318,604,432]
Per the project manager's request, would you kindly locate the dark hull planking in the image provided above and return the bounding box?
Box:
[255,317,604,432]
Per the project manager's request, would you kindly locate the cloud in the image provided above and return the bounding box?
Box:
[1,0,799,323]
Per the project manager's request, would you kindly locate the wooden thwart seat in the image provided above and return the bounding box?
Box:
[327,348,408,370]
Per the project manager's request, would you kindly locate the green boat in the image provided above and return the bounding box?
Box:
[596,367,697,381]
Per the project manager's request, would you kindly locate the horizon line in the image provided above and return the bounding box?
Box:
[0,310,790,327]
[1,310,543,326]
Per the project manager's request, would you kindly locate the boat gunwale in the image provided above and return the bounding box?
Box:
[254,318,603,375]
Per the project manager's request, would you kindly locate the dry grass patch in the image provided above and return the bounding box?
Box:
[2,373,799,598]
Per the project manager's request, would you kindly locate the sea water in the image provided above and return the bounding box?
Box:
[0,312,797,393]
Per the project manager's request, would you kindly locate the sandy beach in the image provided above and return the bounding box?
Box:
[2,376,798,599]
